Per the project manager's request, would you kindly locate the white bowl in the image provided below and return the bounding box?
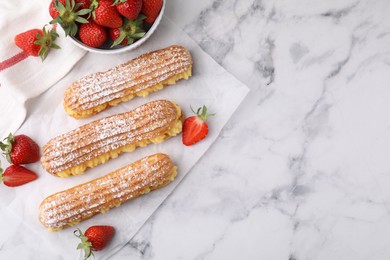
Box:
[68,0,165,54]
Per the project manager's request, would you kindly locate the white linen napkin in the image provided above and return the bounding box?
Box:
[0,0,86,139]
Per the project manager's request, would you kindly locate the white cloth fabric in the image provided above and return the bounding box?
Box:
[0,0,86,139]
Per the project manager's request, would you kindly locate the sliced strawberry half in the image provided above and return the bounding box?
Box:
[182,105,215,146]
[0,164,38,187]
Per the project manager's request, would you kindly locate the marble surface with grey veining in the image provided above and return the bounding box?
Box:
[2,0,390,259]
[110,0,390,259]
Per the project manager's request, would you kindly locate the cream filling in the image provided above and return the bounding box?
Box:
[47,166,177,232]
[65,67,192,119]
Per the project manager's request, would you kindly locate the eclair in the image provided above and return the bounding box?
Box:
[64,45,192,119]
[40,100,182,177]
[39,153,176,231]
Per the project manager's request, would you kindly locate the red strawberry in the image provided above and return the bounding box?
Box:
[90,0,123,29]
[79,21,108,48]
[141,0,162,24]
[114,0,142,20]
[0,164,38,187]
[109,16,146,47]
[14,26,60,61]
[49,0,91,36]
[49,0,65,19]
[14,29,42,56]
[76,0,92,10]
[0,133,40,165]
[182,105,215,146]
[109,28,128,46]
[50,0,91,18]
[75,226,115,259]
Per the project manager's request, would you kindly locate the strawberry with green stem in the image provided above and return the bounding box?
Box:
[14,26,60,61]
[109,15,146,47]
[182,105,216,146]
[50,0,91,36]
[90,0,123,29]
[75,226,115,259]
[0,133,40,165]
[49,0,91,19]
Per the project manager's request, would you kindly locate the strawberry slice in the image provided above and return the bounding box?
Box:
[182,105,215,146]
[0,164,38,187]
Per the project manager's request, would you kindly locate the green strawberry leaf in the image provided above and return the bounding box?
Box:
[55,0,66,13]
[111,31,127,48]
[131,32,145,39]
[76,9,91,16]
[51,43,61,49]
[75,16,89,24]
[74,228,94,260]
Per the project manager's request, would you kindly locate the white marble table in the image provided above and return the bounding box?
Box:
[110,0,390,259]
[3,0,390,259]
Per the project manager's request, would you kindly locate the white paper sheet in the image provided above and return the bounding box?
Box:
[0,17,249,259]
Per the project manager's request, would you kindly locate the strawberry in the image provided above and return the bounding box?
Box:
[49,0,91,17]
[76,0,92,10]
[74,226,115,259]
[79,21,108,48]
[49,0,91,36]
[49,0,65,19]
[141,0,162,24]
[0,133,40,165]
[0,164,38,187]
[14,26,60,61]
[109,16,146,47]
[114,0,142,20]
[90,0,123,29]
[109,28,128,46]
[182,105,215,146]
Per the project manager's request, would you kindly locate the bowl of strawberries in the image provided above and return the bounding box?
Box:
[49,0,165,54]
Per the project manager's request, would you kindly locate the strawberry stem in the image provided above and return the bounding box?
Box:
[190,105,216,121]
[0,133,14,163]
[90,0,99,20]
[74,228,94,260]
[35,25,61,61]
[111,16,146,48]
[112,0,127,5]
[50,0,91,36]
[0,162,4,183]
